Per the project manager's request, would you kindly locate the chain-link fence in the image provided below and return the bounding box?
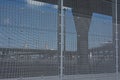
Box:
[0,0,119,80]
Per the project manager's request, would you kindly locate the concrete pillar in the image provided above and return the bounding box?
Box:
[72,13,91,74]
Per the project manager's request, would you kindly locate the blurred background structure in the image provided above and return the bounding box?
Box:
[0,0,120,80]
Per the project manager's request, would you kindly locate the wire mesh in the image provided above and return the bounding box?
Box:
[0,0,119,80]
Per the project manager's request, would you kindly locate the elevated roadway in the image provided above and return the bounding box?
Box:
[34,0,120,73]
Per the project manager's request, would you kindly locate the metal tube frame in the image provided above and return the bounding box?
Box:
[58,0,64,80]
[115,0,119,80]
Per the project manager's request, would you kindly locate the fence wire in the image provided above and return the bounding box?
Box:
[0,0,119,80]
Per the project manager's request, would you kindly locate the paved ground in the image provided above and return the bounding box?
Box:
[0,73,120,80]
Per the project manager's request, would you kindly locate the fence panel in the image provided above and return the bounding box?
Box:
[0,0,119,80]
[0,0,59,80]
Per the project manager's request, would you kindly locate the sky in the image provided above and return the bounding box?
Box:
[0,0,112,51]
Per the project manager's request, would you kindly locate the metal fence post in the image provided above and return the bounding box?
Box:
[58,0,64,80]
[115,0,119,80]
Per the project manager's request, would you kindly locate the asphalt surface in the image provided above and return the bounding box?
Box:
[0,73,120,80]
